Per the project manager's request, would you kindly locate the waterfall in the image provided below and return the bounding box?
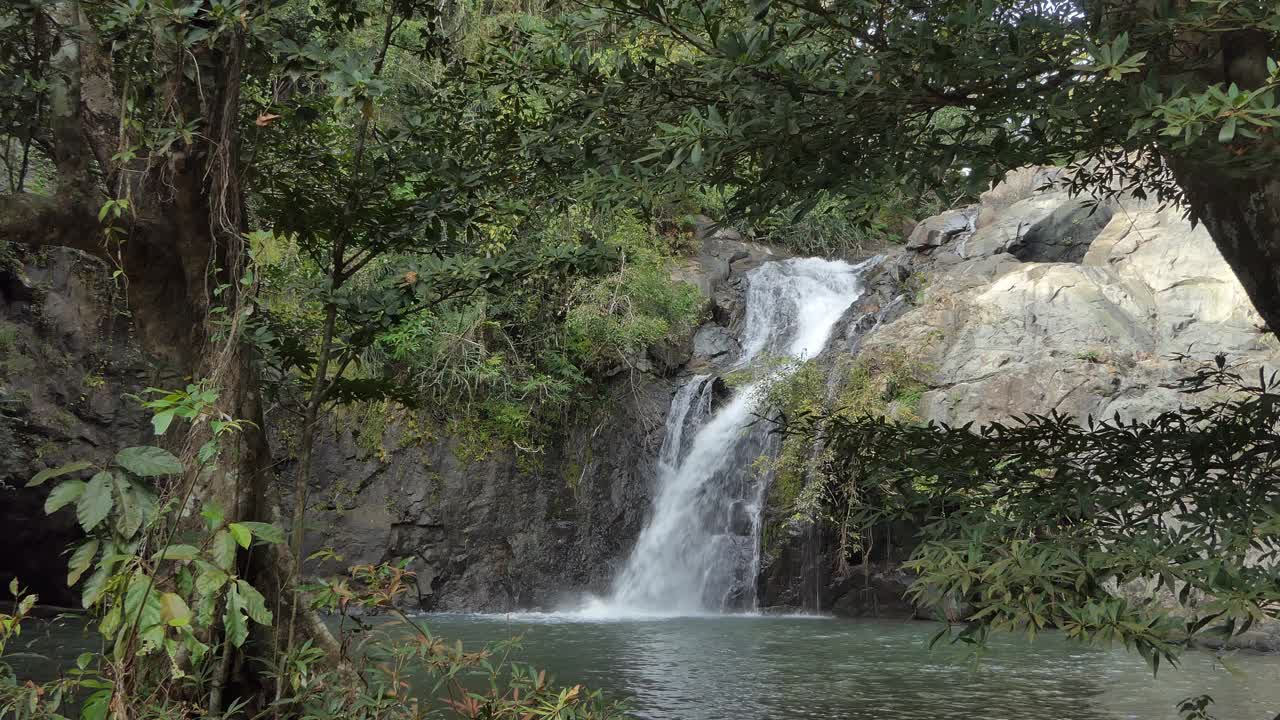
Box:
[592,257,870,616]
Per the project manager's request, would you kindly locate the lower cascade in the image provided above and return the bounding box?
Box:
[591,257,870,616]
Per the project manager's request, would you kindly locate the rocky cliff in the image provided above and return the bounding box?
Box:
[758,167,1280,623]
[6,169,1276,620]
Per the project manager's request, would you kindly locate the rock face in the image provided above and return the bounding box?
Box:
[869,171,1274,428]
[284,381,673,611]
[0,249,162,606]
[760,167,1280,622]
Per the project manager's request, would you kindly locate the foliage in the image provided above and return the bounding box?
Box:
[506,0,1280,224]
[298,559,627,720]
[332,209,702,455]
[755,349,930,524]
[795,356,1280,674]
[563,210,703,371]
[2,396,624,720]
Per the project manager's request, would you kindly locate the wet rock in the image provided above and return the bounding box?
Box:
[727,501,753,536]
[693,325,739,361]
[829,566,918,619]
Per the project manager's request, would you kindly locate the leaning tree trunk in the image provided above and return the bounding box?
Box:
[1164,29,1280,334]
[1171,168,1280,333]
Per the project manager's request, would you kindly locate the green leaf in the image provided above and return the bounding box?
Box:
[152,544,199,562]
[1219,116,1237,143]
[211,530,237,570]
[27,460,93,487]
[123,573,164,654]
[223,583,248,648]
[228,523,252,549]
[235,580,272,625]
[237,521,285,545]
[81,564,111,609]
[77,472,115,531]
[113,474,144,539]
[67,539,100,586]
[201,503,225,530]
[159,592,192,627]
[115,446,184,477]
[195,565,229,596]
[82,688,111,720]
[45,480,86,514]
[152,409,176,436]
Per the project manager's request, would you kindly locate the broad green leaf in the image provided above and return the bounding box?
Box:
[81,564,111,609]
[82,688,111,720]
[152,544,199,562]
[235,580,272,625]
[228,522,252,549]
[113,474,144,539]
[195,565,229,596]
[98,604,122,638]
[237,521,285,545]
[123,572,164,654]
[27,460,93,487]
[211,530,237,570]
[1219,116,1237,143]
[45,480,86,514]
[152,409,176,436]
[115,446,184,477]
[76,472,115,531]
[201,503,225,530]
[67,539,99,586]
[223,583,248,648]
[159,592,192,627]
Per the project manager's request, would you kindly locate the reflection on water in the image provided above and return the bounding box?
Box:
[12,613,1280,720]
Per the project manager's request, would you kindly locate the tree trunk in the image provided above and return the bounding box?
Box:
[1168,29,1280,333]
[0,2,350,700]
[1172,168,1280,333]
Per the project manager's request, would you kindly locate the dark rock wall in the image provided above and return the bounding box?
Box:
[283,380,672,611]
[0,248,166,606]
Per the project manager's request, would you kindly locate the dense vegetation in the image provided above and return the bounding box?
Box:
[789,357,1280,674]
[1,0,1278,718]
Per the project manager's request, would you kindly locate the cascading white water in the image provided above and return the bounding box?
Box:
[587,257,870,617]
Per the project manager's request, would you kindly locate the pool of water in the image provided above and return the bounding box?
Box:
[11,612,1280,719]
[393,614,1280,720]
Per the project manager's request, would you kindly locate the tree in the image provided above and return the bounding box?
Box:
[790,357,1280,676]
[0,0,612,702]
[509,0,1280,326]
